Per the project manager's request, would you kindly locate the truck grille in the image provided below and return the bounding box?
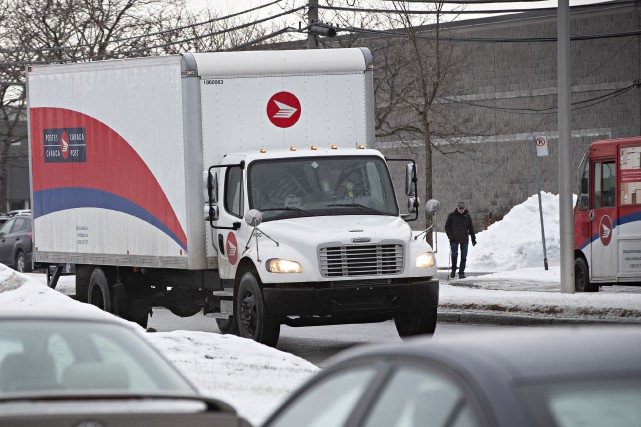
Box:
[319,244,404,277]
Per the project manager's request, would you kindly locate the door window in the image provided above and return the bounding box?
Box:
[266,367,379,427]
[224,166,243,218]
[362,366,483,427]
[593,161,615,209]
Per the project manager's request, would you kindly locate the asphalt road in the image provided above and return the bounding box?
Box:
[147,307,505,367]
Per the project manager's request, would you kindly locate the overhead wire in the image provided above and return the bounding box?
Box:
[0,0,290,55]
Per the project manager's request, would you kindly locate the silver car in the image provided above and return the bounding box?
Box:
[0,312,251,426]
[262,326,641,427]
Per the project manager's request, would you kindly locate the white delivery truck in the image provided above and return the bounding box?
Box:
[27,48,439,345]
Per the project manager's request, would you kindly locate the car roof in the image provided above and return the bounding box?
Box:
[327,325,641,382]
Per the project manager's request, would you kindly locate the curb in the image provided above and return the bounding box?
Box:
[438,311,641,326]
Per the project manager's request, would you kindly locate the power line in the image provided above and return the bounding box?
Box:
[341,25,641,43]
[0,0,288,55]
[379,0,549,3]
[438,83,639,115]
[0,6,305,59]
[318,0,637,15]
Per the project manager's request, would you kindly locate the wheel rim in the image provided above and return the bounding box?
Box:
[239,290,257,336]
[16,254,24,273]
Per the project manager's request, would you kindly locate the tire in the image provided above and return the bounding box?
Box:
[88,268,113,313]
[75,265,92,303]
[575,257,599,292]
[113,283,149,329]
[216,317,239,335]
[15,251,26,273]
[236,272,280,346]
[394,307,438,338]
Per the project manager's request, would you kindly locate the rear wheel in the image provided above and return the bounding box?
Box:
[15,251,26,273]
[575,257,599,292]
[394,307,438,338]
[236,272,280,346]
[88,268,113,312]
[113,283,150,329]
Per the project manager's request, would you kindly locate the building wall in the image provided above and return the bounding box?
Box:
[374,1,641,231]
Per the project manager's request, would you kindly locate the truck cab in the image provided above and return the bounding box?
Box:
[574,136,641,291]
[207,147,439,345]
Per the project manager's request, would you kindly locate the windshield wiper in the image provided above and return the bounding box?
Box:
[326,203,385,215]
[259,207,315,217]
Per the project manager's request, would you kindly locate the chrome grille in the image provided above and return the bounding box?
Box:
[319,244,404,277]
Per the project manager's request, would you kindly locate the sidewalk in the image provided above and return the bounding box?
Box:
[436,270,641,326]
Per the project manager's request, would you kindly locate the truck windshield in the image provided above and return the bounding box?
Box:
[248,156,399,221]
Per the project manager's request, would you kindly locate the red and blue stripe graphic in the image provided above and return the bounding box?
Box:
[30,107,187,252]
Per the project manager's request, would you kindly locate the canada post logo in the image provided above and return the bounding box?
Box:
[44,128,86,163]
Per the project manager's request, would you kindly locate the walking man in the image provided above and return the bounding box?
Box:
[445,201,476,279]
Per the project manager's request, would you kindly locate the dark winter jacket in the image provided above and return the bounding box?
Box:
[445,208,476,245]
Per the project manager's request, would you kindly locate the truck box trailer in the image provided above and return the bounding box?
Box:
[27,48,439,345]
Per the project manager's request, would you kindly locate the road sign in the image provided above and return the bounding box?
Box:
[535,136,549,157]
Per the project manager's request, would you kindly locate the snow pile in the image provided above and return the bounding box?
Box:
[465,192,575,272]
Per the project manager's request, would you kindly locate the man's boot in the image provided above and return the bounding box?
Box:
[450,267,456,278]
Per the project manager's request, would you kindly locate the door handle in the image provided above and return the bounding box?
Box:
[588,209,595,221]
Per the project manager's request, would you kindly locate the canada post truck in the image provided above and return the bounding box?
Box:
[574,136,641,291]
[27,48,439,345]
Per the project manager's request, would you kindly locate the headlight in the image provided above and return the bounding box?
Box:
[416,252,436,268]
[266,259,304,273]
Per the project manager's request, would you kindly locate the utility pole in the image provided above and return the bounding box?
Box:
[558,0,574,293]
[307,0,318,49]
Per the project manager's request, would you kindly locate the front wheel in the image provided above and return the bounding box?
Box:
[575,257,599,292]
[394,307,437,338]
[236,272,280,346]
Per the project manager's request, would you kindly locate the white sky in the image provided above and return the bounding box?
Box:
[2,191,641,425]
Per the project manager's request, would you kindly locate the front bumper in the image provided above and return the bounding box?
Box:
[262,277,438,322]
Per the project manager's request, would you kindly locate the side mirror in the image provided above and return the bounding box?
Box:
[407,196,419,214]
[208,171,218,204]
[425,199,440,216]
[244,209,263,227]
[205,205,219,221]
[405,163,416,196]
[580,177,588,195]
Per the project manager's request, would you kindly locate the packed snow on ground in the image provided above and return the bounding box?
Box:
[2,192,641,424]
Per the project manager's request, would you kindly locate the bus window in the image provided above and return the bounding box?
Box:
[619,146,641,205]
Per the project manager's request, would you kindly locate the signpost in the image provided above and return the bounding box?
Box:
[534,136,549,270]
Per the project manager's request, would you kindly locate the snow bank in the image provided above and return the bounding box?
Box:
[464,192,576,272]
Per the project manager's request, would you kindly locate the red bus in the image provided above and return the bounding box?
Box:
[574,136,641,291]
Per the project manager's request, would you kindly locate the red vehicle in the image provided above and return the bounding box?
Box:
[574,136,641,291]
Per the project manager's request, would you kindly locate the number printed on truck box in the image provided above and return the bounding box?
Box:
[203,79,223,85]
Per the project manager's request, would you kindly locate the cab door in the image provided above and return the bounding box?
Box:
[213,164,247,280]
[590,159,617,280]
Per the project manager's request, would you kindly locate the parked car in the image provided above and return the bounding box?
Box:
[261,326,641,427]
[0,213,32,273]
[0,312,250,426]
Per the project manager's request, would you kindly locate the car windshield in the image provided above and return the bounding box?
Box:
[0,319,195,397]
[523,378,641,427]
[248,156,399,221]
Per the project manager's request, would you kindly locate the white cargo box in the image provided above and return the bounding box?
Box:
[28,48,374,270]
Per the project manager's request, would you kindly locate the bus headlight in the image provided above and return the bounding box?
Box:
[266,259,304,273]
[416,252,436,268]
